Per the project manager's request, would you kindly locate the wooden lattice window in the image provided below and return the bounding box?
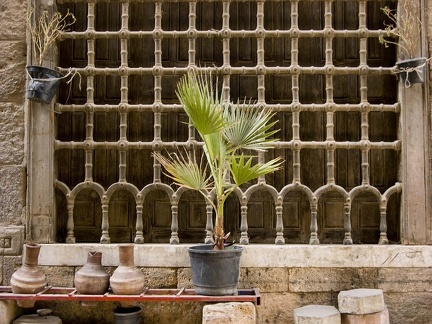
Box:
[52,0,403,245]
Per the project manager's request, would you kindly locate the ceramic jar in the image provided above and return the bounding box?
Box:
[74,251,110,295]
[10,243,47,308]
[109,244,144,308]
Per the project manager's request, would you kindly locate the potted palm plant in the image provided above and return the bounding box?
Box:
[26,9,76,104]
[379,1,428,87]
[153,71,283,295]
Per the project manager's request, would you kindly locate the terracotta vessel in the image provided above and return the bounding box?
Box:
[109,244,145,308]
[10,243,47,308]
[74,251,110,295]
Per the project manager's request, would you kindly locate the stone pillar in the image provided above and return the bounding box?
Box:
[202,302,256,324]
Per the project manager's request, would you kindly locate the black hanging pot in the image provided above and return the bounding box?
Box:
[188,244,243,296]
[395,57,427,87]
[26,65,63,104]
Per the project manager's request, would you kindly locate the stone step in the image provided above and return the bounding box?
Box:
[293,305,341,324]
[338,288,385,315]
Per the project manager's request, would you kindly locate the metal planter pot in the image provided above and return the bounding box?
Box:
[113,306,141,324]
[396,57,427,87]
[188,244,243,296]
[27,66,63,104]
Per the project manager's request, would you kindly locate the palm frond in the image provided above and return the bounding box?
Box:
[153,151,211,191]
[231,154,283,186]
[223,102,279,152]
[176,72,228,136]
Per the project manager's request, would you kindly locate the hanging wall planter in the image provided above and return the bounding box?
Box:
[26,9,76,104]
[27,66,63,104]
[395,57,427,87]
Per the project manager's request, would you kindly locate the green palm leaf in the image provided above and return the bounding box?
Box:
[231,154,283,186]
[223,102,279,152]
[176,73,227,136]
[153,152,211,192]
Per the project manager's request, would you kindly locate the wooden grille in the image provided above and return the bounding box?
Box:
[54,0,401,244]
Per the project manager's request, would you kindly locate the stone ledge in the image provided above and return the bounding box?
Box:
[35,244,432,268]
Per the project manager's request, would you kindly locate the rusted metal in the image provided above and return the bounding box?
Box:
[0,286,261,305]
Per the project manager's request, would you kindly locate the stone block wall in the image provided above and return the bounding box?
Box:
[0,0,27,287]
[20,265,429,324]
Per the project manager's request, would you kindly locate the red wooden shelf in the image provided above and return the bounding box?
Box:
[0,286,261,305]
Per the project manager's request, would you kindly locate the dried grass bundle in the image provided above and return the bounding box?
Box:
[380,0,421,59]
[27,9,76,66]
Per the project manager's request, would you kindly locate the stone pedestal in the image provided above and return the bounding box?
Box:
[341,307,389,324]
[293,305,341,324]
[338,289,389,324]
[338,289,385,314]
[202,302,256,324]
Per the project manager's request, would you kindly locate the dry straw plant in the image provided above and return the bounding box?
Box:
[27,9,76,66]
[379,0,421,59]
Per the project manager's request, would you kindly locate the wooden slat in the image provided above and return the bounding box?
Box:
[0,286,261,305]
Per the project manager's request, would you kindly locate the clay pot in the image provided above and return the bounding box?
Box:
[109,244,145,308]
[74,251,110,296]
[11,243,47,308]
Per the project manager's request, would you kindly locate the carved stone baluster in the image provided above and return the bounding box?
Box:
[378,205,389,244]
[65,201,75,243]
[170,203,179,244]
[239,204,249,245]
[309,199,319,245]
[205,204,214,244]
[343,200,353,245]
[100,197,110,243]
[134,203,144,244]
[275,204,285,245]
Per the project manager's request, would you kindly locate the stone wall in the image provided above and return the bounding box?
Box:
[0,0,27,287]
[28,265,431,324]
[13,244,426,324]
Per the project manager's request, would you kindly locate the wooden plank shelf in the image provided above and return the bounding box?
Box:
[0,286,261,305]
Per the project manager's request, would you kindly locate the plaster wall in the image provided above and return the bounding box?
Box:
[0,1,431,324]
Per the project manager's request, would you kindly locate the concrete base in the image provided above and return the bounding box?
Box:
[293,305,341,324]
[202,302,256,324]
